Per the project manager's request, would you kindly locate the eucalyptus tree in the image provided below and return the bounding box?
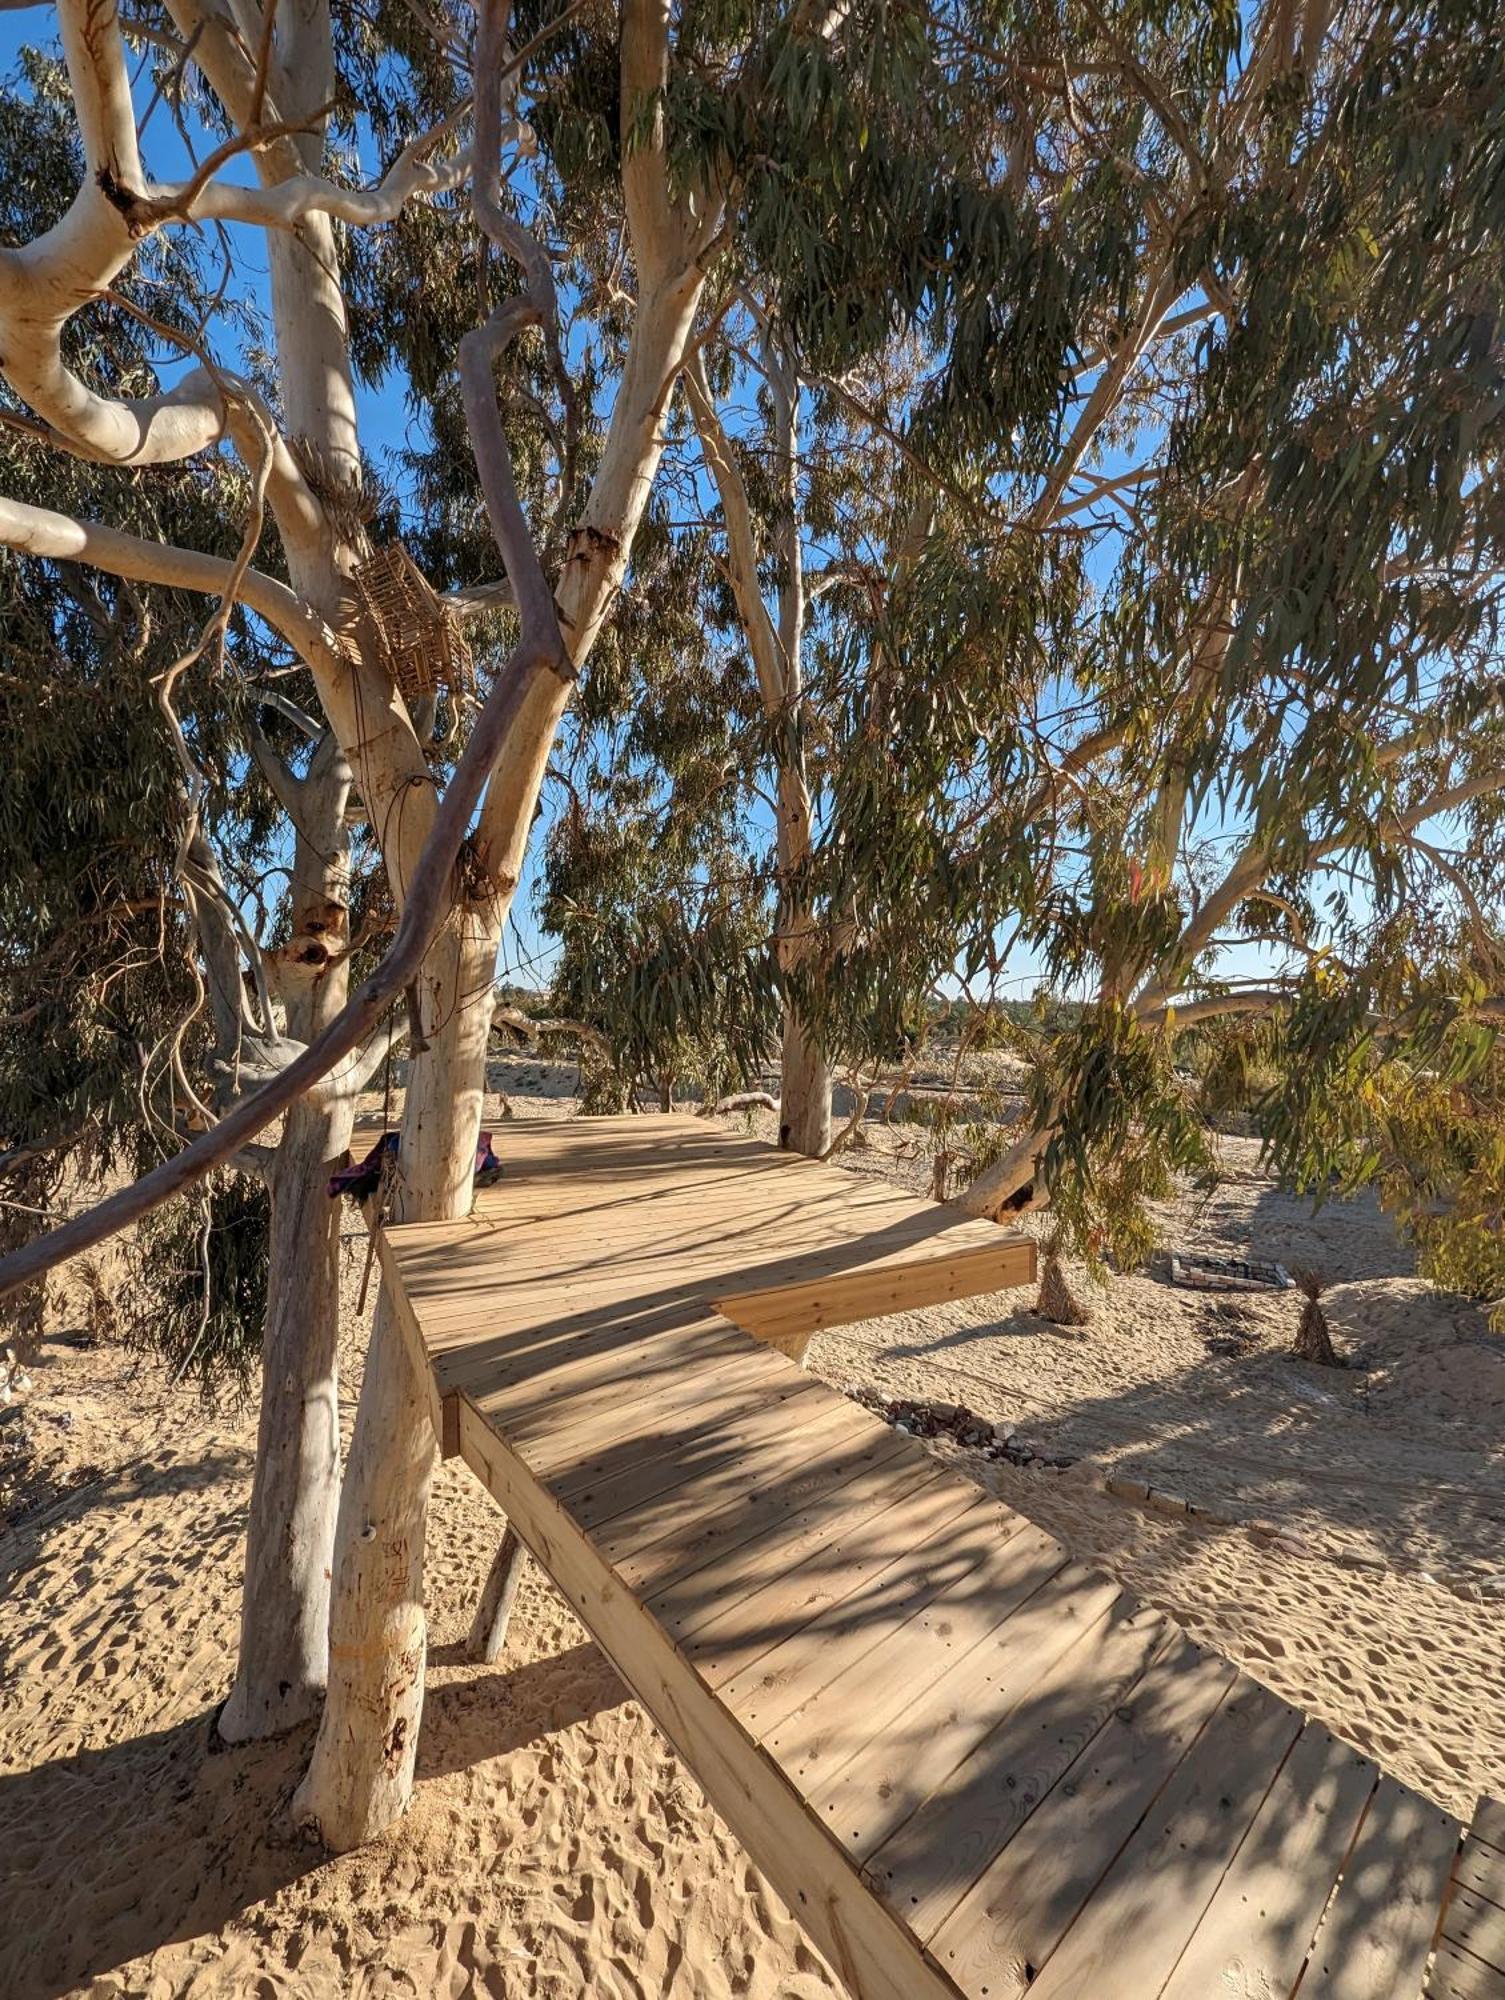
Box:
[0,23,488,1760]
[0,0,1113,1852]
[0,42,406,1750]
[538,318,884,1137]
[0,54,238,1351]
[539,549,783,1114]
[681,321,839,1149]
[0,0,754,1845]
[10,0,1496,1863]
[761,0,1505,1262]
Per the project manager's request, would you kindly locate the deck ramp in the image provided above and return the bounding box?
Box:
[377,1113,1470,2000]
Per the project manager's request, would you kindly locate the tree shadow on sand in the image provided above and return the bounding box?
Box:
[1,1448,253,1590]
[0,1642,625,2000]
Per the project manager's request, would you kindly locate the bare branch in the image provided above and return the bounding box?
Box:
[0,495,348,677]
[0,586,571,1300]
[140,109,472,230]
[492,1001,608,1053]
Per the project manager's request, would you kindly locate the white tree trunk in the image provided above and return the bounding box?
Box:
[221,742,353,1741]
[218,1087,350,1740]
[293,4,714,1838]
[292,919,498,1847]
[292,1279,436,1841]
[780,1008,832,1157]
[686,341,834,1159]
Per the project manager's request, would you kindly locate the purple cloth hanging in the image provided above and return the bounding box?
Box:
[328,1130,503,1200]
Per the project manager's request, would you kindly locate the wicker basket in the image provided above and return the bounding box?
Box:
[350,540,473,710]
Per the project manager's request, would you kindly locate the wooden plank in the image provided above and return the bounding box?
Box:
[1447,1889,1505,1979]
[1021,1676,1304,1999]
[802,1566,1123,1860]
[453,1397,965,2000]
[521,1368,830,1489]
[485,1331,801,1458]
[916,1630,1230,1974]
[596,1408,914,1572]
[1457,1837,1505,1903]
[1432,1939,1505,2000]
[1299,1775,1462,2000]
[374,1227,455,1453]
[1475,1801,1505,1854]
[764,1523,1071,1800]
[1158,1721,1378,2000]
[716,1237,1036,1358]
[613,1439,946,1607]
[390,1124,1000,1258]
[407,1218,1022,1356]
[379,1111,1473,2000]
[423,1316,732,1417]
[553,1382,875,1528]
[632,1468,971,1644]
[685,1489,1032,1698]
[379,1109,1023,1346]
[696,1504,1040,1744]
[454,1315,782,1422]
[419,1299,751,1396]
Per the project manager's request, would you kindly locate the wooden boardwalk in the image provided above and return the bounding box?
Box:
[376,1113,1488,2000]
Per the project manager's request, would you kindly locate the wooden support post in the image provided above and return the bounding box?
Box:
[468,1522,526,1663]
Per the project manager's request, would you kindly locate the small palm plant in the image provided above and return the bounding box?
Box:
[1035,1222,1089,1326]
[1292,1269,1341,1366]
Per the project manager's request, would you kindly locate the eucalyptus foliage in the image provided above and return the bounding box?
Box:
[0,54,285,1343]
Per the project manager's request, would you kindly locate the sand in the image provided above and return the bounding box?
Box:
[2,1059,1502,1997]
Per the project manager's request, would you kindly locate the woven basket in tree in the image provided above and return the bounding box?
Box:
[350,540,473,710]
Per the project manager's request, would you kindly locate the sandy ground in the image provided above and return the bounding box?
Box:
[2,1056,1502,1997]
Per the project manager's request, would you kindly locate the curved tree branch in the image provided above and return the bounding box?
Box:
[0,581,569,1300]
[0,494,348,678]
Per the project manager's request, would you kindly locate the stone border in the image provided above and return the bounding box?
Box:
[834,1382,1505,1604]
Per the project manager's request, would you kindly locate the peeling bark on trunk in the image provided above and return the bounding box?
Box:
[292,1278,436,1839]
[221,745,353,1743]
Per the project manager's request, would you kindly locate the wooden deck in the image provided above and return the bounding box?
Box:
[1434,1803,1505,1999]
[376,1112,1482,2000]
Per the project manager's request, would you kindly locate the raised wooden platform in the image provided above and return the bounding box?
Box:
[376,1113,1476,2000]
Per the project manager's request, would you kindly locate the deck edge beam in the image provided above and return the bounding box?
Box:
[714,1238,1037,1360]
[454,1393,965,2000]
